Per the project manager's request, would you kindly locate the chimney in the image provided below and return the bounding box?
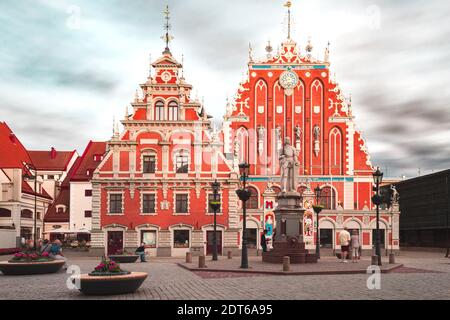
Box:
[50,147,57,159]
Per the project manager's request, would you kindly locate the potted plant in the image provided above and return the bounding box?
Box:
[0,252,65,275]
[73,257,148,296]
[108,249,139,263]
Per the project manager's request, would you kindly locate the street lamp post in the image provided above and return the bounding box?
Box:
[210,180,221,261]
[372,167,384,266]
[23,163,38,252]
[313,186,324,259]
[236,162,251,269]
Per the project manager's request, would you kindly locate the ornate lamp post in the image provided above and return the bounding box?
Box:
[23,163,38,252]
[210,180,221,261]
[372,167,384,266]
[236,162,251,269]
[313,186,324,259]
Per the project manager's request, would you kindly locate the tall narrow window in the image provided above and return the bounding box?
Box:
[175,194,188,213]
[319,186,336,210]
[109,194,123,214]
[143,155,156,173]
[175,151,189,173]
[155,101,165,121]
[168,101,179,121]
[247,187,259,209]
[142,194,156,214]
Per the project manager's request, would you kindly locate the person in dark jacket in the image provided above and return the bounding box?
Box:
[135,242,147,262]
[261,230,268,253]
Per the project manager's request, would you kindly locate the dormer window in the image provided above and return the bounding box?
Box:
[155,101,165,121]
[93,154,103,162]
[168,101,179,121]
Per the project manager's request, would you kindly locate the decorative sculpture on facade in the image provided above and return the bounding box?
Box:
[313,125,320,157]
[279,137,299,193]
[258,125,265,155]
[275,126,282,156]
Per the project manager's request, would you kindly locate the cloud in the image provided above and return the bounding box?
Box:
[0,0,449,178]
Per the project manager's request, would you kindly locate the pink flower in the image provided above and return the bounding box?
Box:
[41,252,49,257]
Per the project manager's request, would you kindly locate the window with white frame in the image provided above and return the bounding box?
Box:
[175,194,188,213]
[168,101,179,121]
[143,154,156,174]
[141,230,157,248]
[109,193,123,214]
[155,101,165,121]
[142,194,156,214]
[175,150,189,173]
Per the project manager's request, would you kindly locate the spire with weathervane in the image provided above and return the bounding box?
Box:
[161,5,174,55]
[284,1,293,40]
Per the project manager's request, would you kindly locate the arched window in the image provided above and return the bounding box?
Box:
[155,101,165,121]
[0,208,11,217]
[168,101,179,121]
[320,186,337,210]
[329,127,342,175]
[21,209,33,219]
[247,187,259,209]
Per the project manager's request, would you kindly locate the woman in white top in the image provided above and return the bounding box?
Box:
[351,230,360,263]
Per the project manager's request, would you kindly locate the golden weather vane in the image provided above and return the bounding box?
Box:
[161,5,174,54]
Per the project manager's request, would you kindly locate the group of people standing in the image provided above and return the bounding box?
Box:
[338,227,361,263]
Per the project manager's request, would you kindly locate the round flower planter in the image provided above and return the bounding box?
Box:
[0,260,65,275]
[108,255,139,263]
[74,272,148,296]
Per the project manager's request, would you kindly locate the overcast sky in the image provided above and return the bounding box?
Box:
[0,0,449,178]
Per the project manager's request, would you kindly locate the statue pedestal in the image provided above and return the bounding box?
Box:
[262,192,318,264]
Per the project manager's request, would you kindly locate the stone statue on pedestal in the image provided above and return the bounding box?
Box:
[279,137,299,193]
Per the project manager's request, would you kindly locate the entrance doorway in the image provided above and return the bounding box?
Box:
[246,229,258,249]
[372,229,385,249]
[320,229,333,248]
[107,231,123,255]
[206,231,222,255]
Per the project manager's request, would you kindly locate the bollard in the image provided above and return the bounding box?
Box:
[389,253,395,264]
[198,255,206,268]
[186,252,192,263]
[283,256,290,272]
[371,255,378,265]
[227,251,232,259]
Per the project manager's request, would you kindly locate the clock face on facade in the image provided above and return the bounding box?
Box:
[279,70,299,89]
[161,71,172,82]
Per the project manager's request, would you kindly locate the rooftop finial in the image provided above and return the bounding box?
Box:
[284,1,292,39]
[161,5,174,54]
[265,40,273,58]
[248,42,254,63]
[181,54,185,79]
[324,41,330,63]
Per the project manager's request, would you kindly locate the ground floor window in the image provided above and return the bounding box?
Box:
[372,229,385,248]
[141,230,157,248]
[20,227,32,241]
[173,230,190,248]
[320,229,333,248]
[246,228,257,249]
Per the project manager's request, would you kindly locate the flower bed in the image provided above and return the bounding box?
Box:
[73,258,147,296]
[0,252,64,275]
[9,252,54,263]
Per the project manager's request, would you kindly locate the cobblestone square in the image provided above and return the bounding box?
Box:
[0,251,449,300]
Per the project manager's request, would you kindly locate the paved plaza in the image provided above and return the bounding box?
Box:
[0,251,449,300]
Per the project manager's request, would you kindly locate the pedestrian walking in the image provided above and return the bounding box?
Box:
[351,230,360,263]
[338,227,351,263]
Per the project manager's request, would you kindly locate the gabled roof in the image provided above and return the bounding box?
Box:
[28,149,77,171]
[44,188,70,222]
[0,122,32,168]
[22,179,53,200]
[71,141,107,181]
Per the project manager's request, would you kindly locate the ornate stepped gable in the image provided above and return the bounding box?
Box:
[223,37,373,177]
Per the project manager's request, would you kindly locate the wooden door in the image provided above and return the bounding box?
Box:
[107,231,123,255]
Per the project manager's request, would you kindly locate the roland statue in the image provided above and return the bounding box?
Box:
[279,137,299,193]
